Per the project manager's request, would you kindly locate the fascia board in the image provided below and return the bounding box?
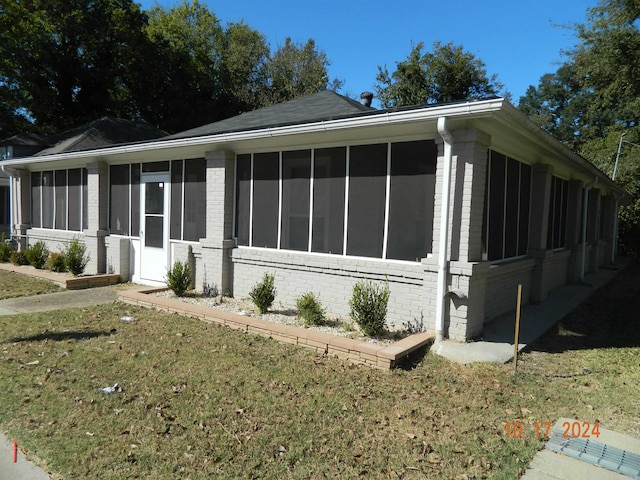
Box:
[2,99,506,169]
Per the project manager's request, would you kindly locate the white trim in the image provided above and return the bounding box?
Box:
[277,151,283,249]
[342,146,350,256]
[382,143,391,260]
[248,155,254,247]
[307,149,315,253]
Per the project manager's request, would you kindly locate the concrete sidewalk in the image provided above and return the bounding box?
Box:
[432,259,628,364]
[0,433,51,480]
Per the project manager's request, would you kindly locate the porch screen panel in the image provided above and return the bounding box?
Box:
[109,165,130,235]
[251,152,279,248]
[347,144,387,258]
[0,186,7,225]
[170,160,183,240]
[487,152,506,261]
[42,171,54,229]
[54,170,67,230]
[235,155,251,246]
[82,168,88,231]
[31,172,42,228]
[387,140,437,261]
[281,150,310,251]
[131,164,140,237]
[68,169,82,231]
[183,158,206,241]
[312,147,346,254]
[518,164,531,256]
[504,158,520,258]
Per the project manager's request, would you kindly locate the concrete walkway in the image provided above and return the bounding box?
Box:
[432,259,629,364]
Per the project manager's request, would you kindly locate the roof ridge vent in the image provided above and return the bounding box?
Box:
[360,91,374,107]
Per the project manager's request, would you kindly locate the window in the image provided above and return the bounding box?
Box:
[347,144,387,258]
[235,155,251,246]
[387,141,437,261]
[281,150,311,251]
[109,165,130,235]
[110,160,205,240]
[312,148,345,254]
[483,150,531,261]
[234,140,438,261]
[31,168,87,231]
[547,176,568,250]
[0,186,9,225]
[251,153,279,248]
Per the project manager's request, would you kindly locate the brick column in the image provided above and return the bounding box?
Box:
[199,150,235,295]
[428,127,491,341]
[83,161,109,274]
[528,164,553,302]
[11,169,31,250]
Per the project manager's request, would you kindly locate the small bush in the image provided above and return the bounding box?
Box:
[296,292,326,326]
[63,238,89,276]
[10,250,28,266]
[250,273,276,314]
[166,260,192,297]
[0,234,12,262]
[349,279,390,337]
[45,252,66,273]
[25,241,49,269]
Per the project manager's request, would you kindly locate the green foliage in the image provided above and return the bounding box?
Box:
[249,273,276,314]
[349,279,390,337]
[165,260,192,297]
[25,241,49,269]
[296,292,326,327]
[45,252,67,273]
[63,239,89,276]
[0,235,12,263]
[375,41,503,108]
[10,251,28,266]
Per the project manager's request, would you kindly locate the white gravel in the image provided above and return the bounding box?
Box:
[151,290,402,345]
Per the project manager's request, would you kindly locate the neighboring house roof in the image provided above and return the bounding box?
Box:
[35,117,168,156]
[0,117,168,158]
[166,90,375,140]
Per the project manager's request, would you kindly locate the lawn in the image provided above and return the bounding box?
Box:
[0,270,62,300]
[0,262,638,479]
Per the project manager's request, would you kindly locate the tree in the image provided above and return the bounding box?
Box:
[261,37,342,106]
[0,0,149,135]
[518,0,640,255]
[375,41,503,109]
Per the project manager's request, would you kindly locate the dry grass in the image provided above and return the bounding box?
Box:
[0,261,638,479]
[0,270,62,300]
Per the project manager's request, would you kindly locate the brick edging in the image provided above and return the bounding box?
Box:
[117,288,434,370]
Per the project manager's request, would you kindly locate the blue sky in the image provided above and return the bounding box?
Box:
[138,0,596,107]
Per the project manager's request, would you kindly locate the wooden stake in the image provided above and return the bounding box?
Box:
[13,440,17,463]
[513,284,523,373]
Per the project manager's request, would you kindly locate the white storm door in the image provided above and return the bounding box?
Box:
[140,173,170,282]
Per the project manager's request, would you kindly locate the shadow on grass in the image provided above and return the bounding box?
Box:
[525,259,640,354]
[6,329,116,343]
[396,343,431,371]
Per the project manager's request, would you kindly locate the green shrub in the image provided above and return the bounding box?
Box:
[0,234,12,262]
[25,241,49,269]
[10,250,28,266]
[249,273,276,314]
[166,260,192,297]
[349,279,390,337]
[45,252,66,273]
[296,292,326,326]
[63,238,89,276]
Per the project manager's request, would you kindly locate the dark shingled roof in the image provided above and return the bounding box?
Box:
[34,117,168,156]
[167,90,376,140]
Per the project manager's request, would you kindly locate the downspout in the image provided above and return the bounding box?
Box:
[580,177,598,283]
[435,117,454,343]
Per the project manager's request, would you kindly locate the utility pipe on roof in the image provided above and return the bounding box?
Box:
[580,177,598,283]
[435,117,454,343]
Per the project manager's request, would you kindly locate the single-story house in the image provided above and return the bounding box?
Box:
[0,91,626,341]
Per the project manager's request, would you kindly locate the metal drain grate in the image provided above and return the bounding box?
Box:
[546,429,640,479]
